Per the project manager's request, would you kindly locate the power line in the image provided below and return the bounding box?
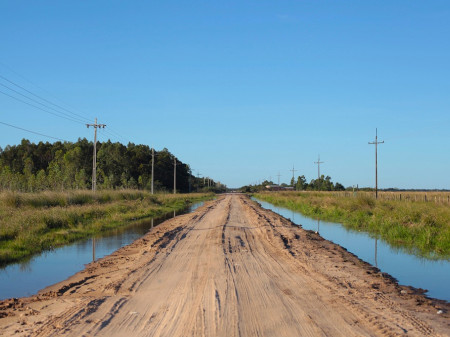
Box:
[0,74,92,123]
[0,82,88,124]
[0,64,133,144]
[0,89,86,125]
[101,128,128,143]
[0,120,68,142]
[108,128,129,142]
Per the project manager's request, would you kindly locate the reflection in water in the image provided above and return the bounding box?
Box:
[0,201,205,300]
[253,198,450,301]
[19,260,32,273]
[375,238,378,268]
[92,238,96,262]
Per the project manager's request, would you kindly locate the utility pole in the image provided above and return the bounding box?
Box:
[290,164,297,186]
[314,155,324,180]
[173,157,177,194]
[196,171,201,192]
[151,147,155,194]
[277,172,281,186]
[368,128,384,199]
[86,118,106,192]
[188,167,191,193]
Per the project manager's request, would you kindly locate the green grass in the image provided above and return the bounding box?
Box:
[253,191,450,260]
[0,190,214,266]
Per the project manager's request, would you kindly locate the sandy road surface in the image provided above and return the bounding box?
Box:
[0,194,448,336]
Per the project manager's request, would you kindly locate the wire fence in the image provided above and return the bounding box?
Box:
[330,191,450,204]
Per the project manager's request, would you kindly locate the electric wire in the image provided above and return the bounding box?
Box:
[2,66,90,120]
[0,121,68,142]
[0,89,86,125]
[103,128,129,143]
[99,128,126,143]
[0,70,93,123]
[0,63,134,144]
[0,82,88,124]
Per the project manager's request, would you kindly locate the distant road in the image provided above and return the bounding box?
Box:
[1,194,448,336]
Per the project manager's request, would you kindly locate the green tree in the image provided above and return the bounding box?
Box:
[295,175,307,191]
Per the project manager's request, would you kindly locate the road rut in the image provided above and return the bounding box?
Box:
[0,194,448,336]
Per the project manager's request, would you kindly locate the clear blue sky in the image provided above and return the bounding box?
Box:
[0,1,449,189]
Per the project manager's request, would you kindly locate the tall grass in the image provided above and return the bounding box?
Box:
[0,190,213,266]
[254,191,450,259]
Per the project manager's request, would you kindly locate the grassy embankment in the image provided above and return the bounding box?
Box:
[0,190,213,266]
[254,191,450,259]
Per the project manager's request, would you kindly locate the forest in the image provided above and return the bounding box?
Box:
[0,138,222,193]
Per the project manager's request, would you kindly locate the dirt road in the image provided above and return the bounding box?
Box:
[0,194,448,336]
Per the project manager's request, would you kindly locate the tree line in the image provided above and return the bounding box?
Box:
[290,175,345,191]
[0,138,224,193]
[240,174,346,193]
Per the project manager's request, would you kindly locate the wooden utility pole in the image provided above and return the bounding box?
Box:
[151,148,155,194]
[277,172,281,186]
[368,128,384,199]
[196,171,201,191]
[314,155,324,180]
[290,164,297,186]
[173,157,177,194]
[86,118,106,192]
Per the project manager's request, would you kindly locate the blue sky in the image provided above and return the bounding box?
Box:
[0,1,449,188]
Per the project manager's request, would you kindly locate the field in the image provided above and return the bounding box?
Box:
[253,191,450,259]
[0,190,213,266]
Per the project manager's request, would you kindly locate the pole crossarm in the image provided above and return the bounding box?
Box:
[289,165,298,185]
[86,118,106,192]
[368,128,384,199]
[314,155,324,180]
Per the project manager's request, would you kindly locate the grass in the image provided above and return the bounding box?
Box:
[0,190,214,266]
[253,191,450,260]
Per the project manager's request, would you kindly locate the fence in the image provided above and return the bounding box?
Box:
[330,191,450,204]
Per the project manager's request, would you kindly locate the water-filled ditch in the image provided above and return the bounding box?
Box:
[0,201,204,300]
[254,198,449,302]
